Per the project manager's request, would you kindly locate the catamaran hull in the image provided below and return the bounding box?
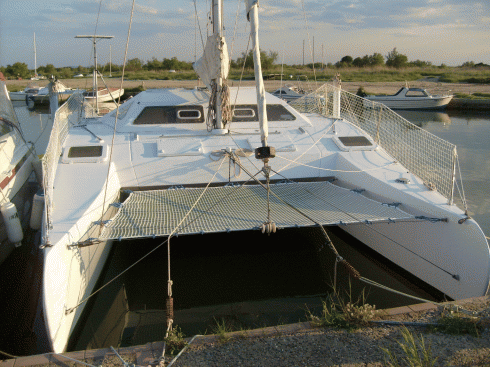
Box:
[341,218,490,301]
[42,238,113,353]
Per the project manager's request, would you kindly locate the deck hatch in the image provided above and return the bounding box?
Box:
[99,181,413,240]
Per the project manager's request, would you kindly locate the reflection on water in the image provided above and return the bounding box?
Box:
[396,110,451,127]
[9,103,490,354]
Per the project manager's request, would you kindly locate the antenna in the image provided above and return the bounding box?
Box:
[75,35,114,114]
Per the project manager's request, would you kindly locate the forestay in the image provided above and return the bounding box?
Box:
[99,181,413,241]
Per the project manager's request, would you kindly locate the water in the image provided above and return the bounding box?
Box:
[5,104,490,355]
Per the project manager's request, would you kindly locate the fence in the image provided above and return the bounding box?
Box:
[42,92,84,237]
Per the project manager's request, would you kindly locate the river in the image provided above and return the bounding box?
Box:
[3,102,490,355]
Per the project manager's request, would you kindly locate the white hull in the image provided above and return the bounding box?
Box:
[84,88,124,103]
[366,96,453,110]
[1,81,38,264]
[331,154,490,300]
[40,84,488,352]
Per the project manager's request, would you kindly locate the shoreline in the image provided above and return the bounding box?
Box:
[5,78,490,95]
[8,78,490,110]
[2,296,489,366]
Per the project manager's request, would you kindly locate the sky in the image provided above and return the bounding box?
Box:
[0,0,489,69]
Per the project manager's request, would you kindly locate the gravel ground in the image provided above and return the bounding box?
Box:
[166,297,490,367]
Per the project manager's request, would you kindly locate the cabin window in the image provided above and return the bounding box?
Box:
[177,109,201,119]
[338,136,372,147]
[230,104,296,122]
[233,108,255,118]
[133,106,205,124]
[406,89,429,97]
[67,145,103,158]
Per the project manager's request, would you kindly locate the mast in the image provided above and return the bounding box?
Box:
[245,0,268,147]
[75,35,114,114]
[212,0,224,129]
[109,45,112,78]
[33,33,37,78]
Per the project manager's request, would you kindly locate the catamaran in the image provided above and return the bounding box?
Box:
[40,0,489,353]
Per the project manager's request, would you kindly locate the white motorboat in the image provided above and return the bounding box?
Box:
[365,86,453,110]
[9,85,44,102]
[271,85,305,103]
[83,87,124,104]
[40,0,489,354]
[0,81,39,265]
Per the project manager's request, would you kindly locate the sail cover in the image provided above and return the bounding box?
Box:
[99,181,414,241]
[193,35,230,90]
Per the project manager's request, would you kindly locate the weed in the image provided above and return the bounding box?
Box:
[307,287,380,331]
[429,310,481,337]
[381,326,438,367]
[164,326,188,356]
[212,317,234,344]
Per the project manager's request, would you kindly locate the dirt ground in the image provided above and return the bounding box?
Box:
[5,78,490,96]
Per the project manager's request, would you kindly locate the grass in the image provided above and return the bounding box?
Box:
[164,326,188,356]
[307,287,381,331]
[428,309,481,337]
[47,65,490,84]
[381,326,438,367]
[454,92,490,100]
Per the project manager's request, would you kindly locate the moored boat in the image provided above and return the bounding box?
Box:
[0,81,40,265]
[39,0,489,354]
[365,86,453,110]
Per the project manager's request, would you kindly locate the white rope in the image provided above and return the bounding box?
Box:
[275,154,397,173]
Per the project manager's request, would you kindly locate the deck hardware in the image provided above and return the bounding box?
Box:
[110,202,123,208]
[71,238,102,248]
[395,177,411,184]
[383,202,402,208]
[350,188,366,194]
[93,220,111,226]
[415,215,448,223]
[364,220,372,225]
[458,214,471,224]
[168,185,185,190]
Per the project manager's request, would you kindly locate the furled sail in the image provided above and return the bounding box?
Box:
[193,34,230,91]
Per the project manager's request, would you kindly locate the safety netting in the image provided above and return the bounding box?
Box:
[290,83,457,203]
[99,181,413,240]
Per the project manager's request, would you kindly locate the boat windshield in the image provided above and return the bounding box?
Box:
[231,104,296,122]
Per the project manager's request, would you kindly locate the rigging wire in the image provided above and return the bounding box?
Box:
[97,0,136,237]
[300,0,317,83]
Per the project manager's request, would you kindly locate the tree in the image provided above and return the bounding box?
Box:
[5,62,30,79]
[126,58,142,71]
[235,49,278,70]
[368,53,384,67]
[146,57,162,71]
[385,48,408,68]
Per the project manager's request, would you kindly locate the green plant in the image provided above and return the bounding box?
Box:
[164,326,187,355]
[429,310,481,337]
[212,317,234,343]
[381,326,438,367]
[307,287,380,331]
